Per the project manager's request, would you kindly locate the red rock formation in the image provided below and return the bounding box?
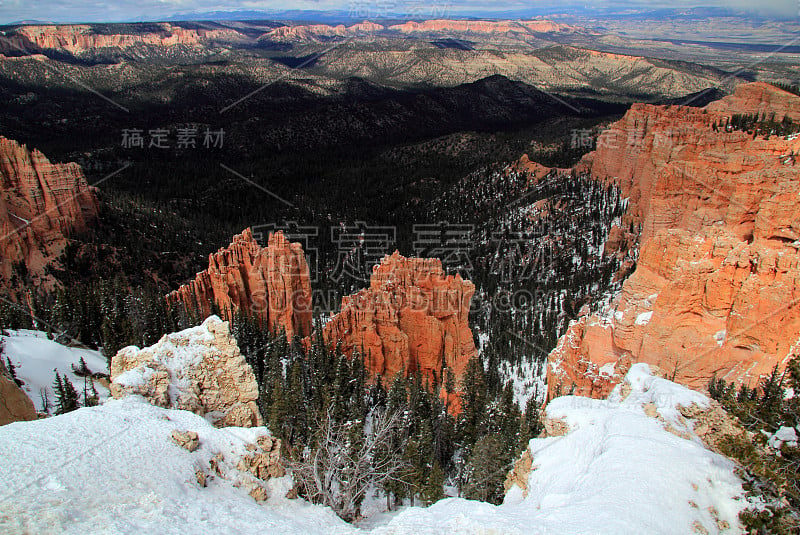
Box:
[512,153,580,184]
[388,19,572,34]
[167,229,313,339]
[323,252,477,389]
[0,24,240,56]
[0,136,98,291]
[547,82,800,398]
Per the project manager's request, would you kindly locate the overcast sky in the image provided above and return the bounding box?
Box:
[0,0,797,24]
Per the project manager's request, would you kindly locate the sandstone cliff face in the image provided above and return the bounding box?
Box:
[1,24,239,56]
[547,82,800,398]
[258,19,571,42]
[388,19,572,34]
[323,252,477,388]
[0,359,37,426]
[110,315,263,428]
[262,21,383,42]
[167,229,313,339]
[590,82,800,244]
[0,136,98,291]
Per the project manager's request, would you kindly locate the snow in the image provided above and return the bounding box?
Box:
[373,365,744,534]
[598,362,616,377]
[635,310,653,325]
[1,329,110,412]
[497,358,547,408]
[0,397,353,535]
[714,330,727,347]
[768,426,798,449]
[0,364,747,535]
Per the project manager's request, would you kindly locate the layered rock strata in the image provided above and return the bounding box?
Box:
[547,82,800,398]
[0,136,98,291]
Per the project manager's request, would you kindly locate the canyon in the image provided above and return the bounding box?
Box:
[167,228,313,340]
[0,136,98,292]
[547,82,800,398]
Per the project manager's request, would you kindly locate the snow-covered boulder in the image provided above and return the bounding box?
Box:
[768,426,799,450]
[110,316,263,428]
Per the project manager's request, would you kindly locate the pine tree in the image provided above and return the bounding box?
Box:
[403,436,423,506]
[83,375,99,407]
[53,371,80,415]
[463,435,508,504]
[458,356,487,449]
[522,390,543,443]
[5,356,23,387]
[52,370,65,413]
[420,460,446,506]
[60,375,80,414]
[269,375,286,439]
[72,356,91,377]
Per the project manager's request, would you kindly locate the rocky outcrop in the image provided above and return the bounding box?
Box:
[547,82,800,398]
[167,229,313,339]
[0,359,37,425]
[262,21,383,42]
[0,136,98,292]
[503,448,532,496]
[171,430,200,452]
[0,24,239,56]
[323,252,477,389]
[197,433,285,502]
[258,19,572,42]
[110,315,263,428]
[388,19,573,34]
[236,435,285,481]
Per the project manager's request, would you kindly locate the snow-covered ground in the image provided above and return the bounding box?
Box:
[372,365,747,534]
[1,329,110,412]
[497,357,547,407]
[0,364,748,534]
[0,397,353,535]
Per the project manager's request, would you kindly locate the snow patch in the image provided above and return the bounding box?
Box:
[0,398,349,535]
[714,330,726,347]
[768,426,798,450]
[1,329,109,412]
[635,311,653,326]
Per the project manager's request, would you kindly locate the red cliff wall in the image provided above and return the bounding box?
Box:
[0,136,98,291]
[547,82,800,398]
